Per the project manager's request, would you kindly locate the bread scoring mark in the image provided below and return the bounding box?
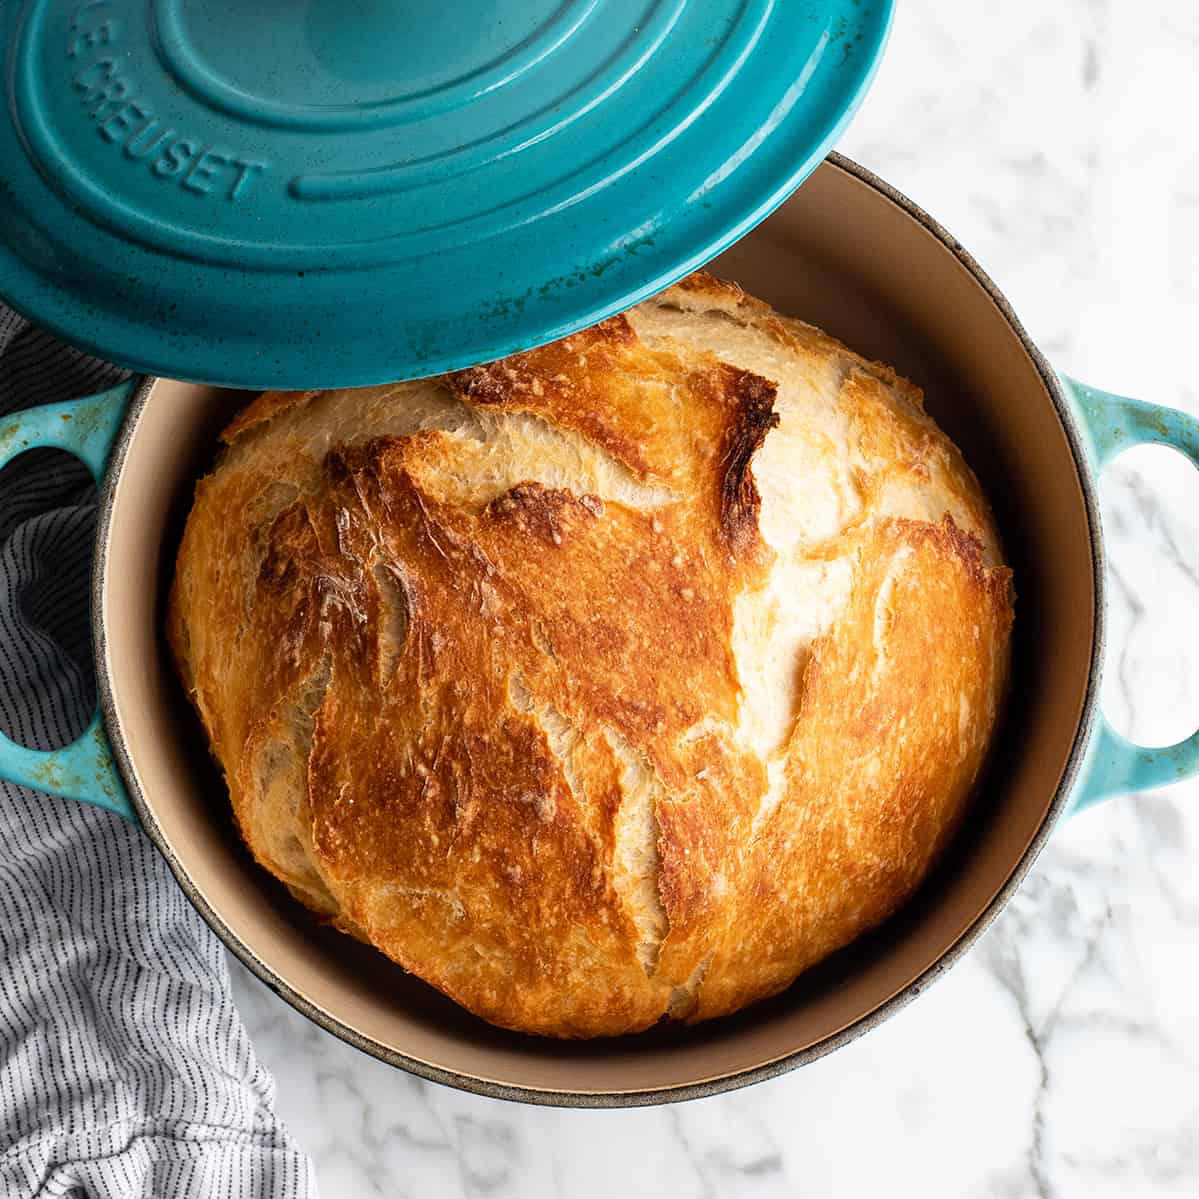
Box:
[840,368,1004,566]
[667,949,714,1019]
[256,501,321,666]
[400,411,676,514]
[217,480,304,651]
[225,382,482,462]
[530,621,556,660]
[292,656,332,759]
[314,571,368,638]
[607,726,668,975]
[733,553,855,824]
[449,309,779,518]
[630,291,861,557]
[448,314,668,483]
[744,515,1013,868]
[957,692,975,762]
[869,545,913,686]
[743,517,1010,843]
[750,756,791,837]
[450,294,786,556]
[716,365,779,554]
[249,654,335,909]
[507,671,578,819]
[371,561,411,685]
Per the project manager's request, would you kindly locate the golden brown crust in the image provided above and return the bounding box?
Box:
[221,389,321,444]
[448,315,669,482]
[694,515,1013,1019]
[168,272,1013,1037]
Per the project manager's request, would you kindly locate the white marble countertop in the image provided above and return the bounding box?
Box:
[230,3,1199,1194]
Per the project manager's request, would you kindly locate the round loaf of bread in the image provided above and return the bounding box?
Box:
[168,274,1013,1038]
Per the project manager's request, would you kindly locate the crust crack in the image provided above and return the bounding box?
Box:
[667,950,714,1019]
[372,561,411,685]
[606,727,668,975]
[508,671,583,815]
[718,366,779,554]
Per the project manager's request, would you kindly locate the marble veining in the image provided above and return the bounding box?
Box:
[229,2,1199,1193]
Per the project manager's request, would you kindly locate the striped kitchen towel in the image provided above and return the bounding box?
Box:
[0,308,318,1197]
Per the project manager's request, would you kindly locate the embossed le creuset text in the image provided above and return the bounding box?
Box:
[68,1,267,203]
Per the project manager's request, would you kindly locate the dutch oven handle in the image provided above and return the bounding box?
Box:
[1064,376,1199,813]
[0,382,139,822]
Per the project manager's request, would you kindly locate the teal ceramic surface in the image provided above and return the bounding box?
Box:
[0,0,891,389]
[0,382,134,820]
[3,376,1196,826]
[1062,376,1199,811]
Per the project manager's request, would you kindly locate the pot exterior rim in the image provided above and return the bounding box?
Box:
[90,151,1107,1107]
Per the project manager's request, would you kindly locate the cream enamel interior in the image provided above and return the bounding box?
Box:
[96,158,1098,1100]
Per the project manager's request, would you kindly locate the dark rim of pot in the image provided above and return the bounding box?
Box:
[91,151,1106,1109]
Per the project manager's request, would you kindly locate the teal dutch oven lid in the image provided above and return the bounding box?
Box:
[0,0,892,388]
